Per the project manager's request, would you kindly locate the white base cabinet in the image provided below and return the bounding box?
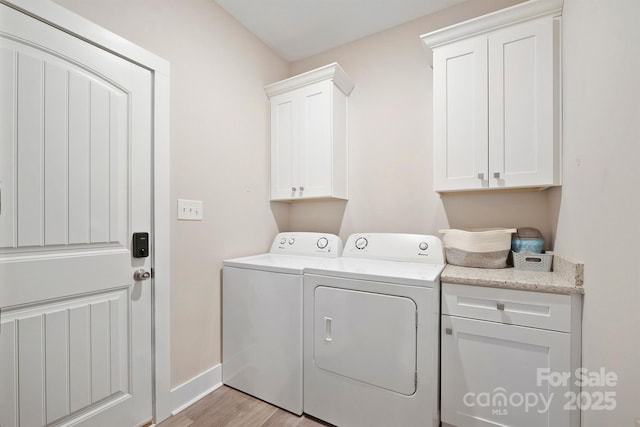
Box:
[265,63,353,201]
[422,0,563,192]
[441,283,581,427]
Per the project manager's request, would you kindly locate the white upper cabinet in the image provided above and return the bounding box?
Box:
[265,63,353,201]
[422,0,563,192]
[432,37,489,191]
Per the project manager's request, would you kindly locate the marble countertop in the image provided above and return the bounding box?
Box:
[441,255,584,294]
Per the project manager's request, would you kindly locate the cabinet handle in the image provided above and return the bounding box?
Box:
[493,172,501,179]
[477,172,484,180]
[299,186,304,192]
[497,302,505,311]
[445,328,453,335]
[291,187,296,192]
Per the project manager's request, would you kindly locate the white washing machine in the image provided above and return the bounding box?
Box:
[222,232,343,415]
[303,233,445,427]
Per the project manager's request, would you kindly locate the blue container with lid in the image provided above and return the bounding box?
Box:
[511,227,544,253]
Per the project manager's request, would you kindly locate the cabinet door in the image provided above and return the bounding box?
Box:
[433,37,489,192]
[441,315,571,427]
[271,92,299,200]
[488,17,560,188]
[298,80,332,199]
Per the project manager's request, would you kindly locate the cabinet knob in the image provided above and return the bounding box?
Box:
[299,186,304,192]
[493,172,501,179]
[445,328,453,335]
[497,302,505,311]
[291,187,296,192]
[477,172,485,180]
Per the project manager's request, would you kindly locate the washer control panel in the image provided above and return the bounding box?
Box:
[270,232,343,257]
[343,233,444,264]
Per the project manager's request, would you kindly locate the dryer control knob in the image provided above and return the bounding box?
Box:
[288,238,295,245]
[354,237,368,250]
[280,237,287,245]
[419,242,429,251]
[317,237,329,249]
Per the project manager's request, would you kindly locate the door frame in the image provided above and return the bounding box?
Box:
[1,0,172,422]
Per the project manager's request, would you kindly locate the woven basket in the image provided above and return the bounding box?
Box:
[513,251,553,272]
[439,228,516,269]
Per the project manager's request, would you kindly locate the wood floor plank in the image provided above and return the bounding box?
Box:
[217,391,277,427]
[155,415,194,427]
[261,408,331,427]
[260,409,303,427]
[179,386,232,420]
[157,386,333,427]
[296,416,332,427]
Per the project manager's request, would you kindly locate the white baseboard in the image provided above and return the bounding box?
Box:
[170,364,222,416]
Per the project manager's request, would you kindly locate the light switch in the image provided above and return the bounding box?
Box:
[177,199,203,221]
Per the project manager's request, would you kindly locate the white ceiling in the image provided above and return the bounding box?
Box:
[214,0,467,61]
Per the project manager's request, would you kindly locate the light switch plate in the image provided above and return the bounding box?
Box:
[177,199,203,221]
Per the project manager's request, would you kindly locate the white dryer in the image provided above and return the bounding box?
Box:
[303,233,445,427]
[222,232,343,415]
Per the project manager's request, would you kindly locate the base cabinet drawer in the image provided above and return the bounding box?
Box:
[442,283,572,332]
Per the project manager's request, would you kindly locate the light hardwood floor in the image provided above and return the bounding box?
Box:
[157,386,332,427]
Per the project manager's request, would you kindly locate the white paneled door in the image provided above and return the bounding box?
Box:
[0,4,152,427]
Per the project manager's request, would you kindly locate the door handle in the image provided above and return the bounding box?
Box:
[133,269,151,281]
[324,316,332,342]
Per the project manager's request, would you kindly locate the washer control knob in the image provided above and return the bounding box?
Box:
[419,242,429,251]
[288,238,295,245]
[317,237,329,249]
[354,237,368,250]
[280,237,287,245]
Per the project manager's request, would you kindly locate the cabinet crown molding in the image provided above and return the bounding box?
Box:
[420,0,563,48]
[265,62,354,98]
